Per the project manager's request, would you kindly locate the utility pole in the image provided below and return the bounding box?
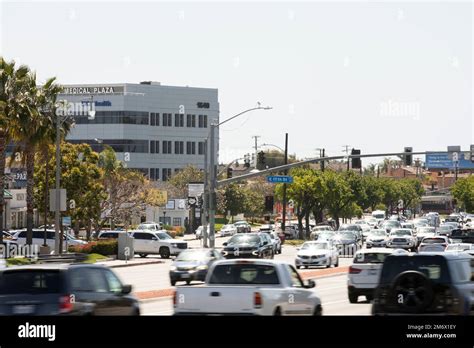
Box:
[202,138,208,248]
[281,133,288,232]
[252,135,261,169]
[342,145,351,171]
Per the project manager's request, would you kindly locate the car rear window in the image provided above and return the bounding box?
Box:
[380,256,449,283]
[209,264,280,285]
[354,252,391,264]
[0,270,62,294]
[422,238,445,244]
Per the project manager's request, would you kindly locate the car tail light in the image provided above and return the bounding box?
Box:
[173,290,177,307]
[349,266,362,274]
[254,292,263,308]
[59,295,73,314]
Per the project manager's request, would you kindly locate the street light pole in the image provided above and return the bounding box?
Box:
[202,139,208,248]
[281,133,288,232]
[207,105,272,248]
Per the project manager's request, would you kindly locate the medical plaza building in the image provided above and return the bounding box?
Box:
[60,82,219,181]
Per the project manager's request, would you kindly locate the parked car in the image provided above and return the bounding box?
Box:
[234,221,252,233]
[386,228,416,251]
[169,248,224,286]
[365,230,389,248]
[295,241,339,269]
[219,224,237,237]
[372,253,474,315]
[347,248,403,303]
[262,231,281,255]
[195,225,209,240]
[221,233,274,259]
[417,235,450,253]
[128,230,187,259]
[97,230,129,240]
[0,264,139,315]
[137,222,162,231]
[173,259,322,315]
[284,225,299,239]
[11,229,86,252]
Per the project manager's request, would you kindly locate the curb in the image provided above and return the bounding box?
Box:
[135,266,349,301]
[98,260,165,268]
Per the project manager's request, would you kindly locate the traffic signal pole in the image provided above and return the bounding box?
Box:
[281,133,288,232]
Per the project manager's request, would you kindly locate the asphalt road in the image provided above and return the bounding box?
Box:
[113,234,369,315]
[138,274,372,316]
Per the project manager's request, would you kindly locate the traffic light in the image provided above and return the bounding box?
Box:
[257,151,266,167]
[351,149,361,169]
[227,167,233,178]
[404,147,413,166]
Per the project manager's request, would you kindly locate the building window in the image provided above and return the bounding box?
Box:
[198,141,205,155]
[186,141,196,155]
[163,141,172,154]
[187,114,196,127]
[162,168,172,181]
[150,141,160,154]
[163,113,172,127]
[175,114,184,127]
[198,115,203,128]
[150,168,159,181]
[172,217,182,226]
[150,112,155,126]
[69,139,149,153]
[174,141,184,154]
[192,114,196,127]
[203,115,208,128]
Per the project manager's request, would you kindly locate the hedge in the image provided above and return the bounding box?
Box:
[69,240,118,256]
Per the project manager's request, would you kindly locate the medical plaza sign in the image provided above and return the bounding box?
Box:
[61,86,124,95]
[425,152,474,169]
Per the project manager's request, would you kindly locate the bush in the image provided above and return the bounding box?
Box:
[162,224,173,231]
[69,240,118,256]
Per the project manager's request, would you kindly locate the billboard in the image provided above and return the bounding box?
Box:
[425,152,474,169]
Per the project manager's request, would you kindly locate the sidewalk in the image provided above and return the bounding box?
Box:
[135,266,349,300]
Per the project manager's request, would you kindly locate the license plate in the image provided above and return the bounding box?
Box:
[13,305,35,314]
[181,273,190,279]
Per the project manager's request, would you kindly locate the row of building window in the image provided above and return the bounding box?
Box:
[150,141,204,155]
[69,140,206,155]
[72,111,209,127]
[149,113,208,128]
[150,168,180,181]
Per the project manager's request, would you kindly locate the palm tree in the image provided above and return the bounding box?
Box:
[9,70,63,245]
[381,158,393,173]
[0,57,29,242]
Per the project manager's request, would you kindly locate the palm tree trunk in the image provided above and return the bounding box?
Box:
[0,133,5,243]
[25,146,35,245]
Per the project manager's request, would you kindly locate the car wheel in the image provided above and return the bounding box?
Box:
[139,253,148,258]
[296,265,301,269]
[348,293,358,303]
[132,308,140,316]
[326,260,331,268]
[335,258,339,267]
[313,304,322,316]
[170,280,176,286]
[186,280,191,285]
[273,307,282,316]
[160,247,171,259]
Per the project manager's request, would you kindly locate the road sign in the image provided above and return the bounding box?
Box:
[266,175,293,184]
[62,216,71,227]
[188,183,204,198]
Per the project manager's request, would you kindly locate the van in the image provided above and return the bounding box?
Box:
[11,229,86,252]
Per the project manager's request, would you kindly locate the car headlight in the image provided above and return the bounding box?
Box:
[252,250,259,255]
[169,265,177,271]
[196,265,208,271]
[222,251,228,256]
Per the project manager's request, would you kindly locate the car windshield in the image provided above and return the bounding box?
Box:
[369,231,386,237]
[439,225,452,231]
[156,232,172,240]
[335,232,355,239]
[354,252,391,264]
[373,214,384,219]
[209,264,279,285]
[228,234,260,244]
[339,225,358,231]
[422,238,445,244]
[301,243,328,250]
[391,230,411,236]
[176,250,208,261]
[0,270,62,295]
[139,224,156,230]
[380,255,449,283]
[384,221,400,226]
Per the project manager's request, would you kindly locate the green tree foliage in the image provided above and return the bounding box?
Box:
[451,176,474,213]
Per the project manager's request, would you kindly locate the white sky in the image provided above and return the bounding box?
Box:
[1,0,472,165]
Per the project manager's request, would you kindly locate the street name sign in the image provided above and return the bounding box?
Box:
[267,176,293,184]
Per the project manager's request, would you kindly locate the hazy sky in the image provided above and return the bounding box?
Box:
[1,0,472,164]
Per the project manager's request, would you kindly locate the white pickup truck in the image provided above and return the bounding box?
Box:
[173,259,322,316]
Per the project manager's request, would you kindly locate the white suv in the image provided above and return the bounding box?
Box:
[128,230,187,258]
[137,222,162,231]
[348,248,406,303]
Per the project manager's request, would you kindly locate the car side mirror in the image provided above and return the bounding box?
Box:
[305,279,316,289]
[223,242,228,246]
[152,237,158,241]
[121,284,132,294]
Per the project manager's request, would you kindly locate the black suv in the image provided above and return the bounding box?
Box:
[0,264,140,315]
[222,233,274,259]
[451,229,474,244]
[372,253,474,315]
